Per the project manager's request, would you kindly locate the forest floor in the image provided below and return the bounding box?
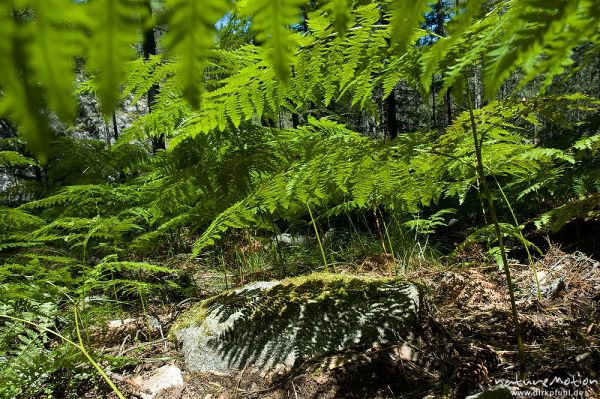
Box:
[89,247,600,399]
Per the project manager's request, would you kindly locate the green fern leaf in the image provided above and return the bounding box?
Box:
[163,0,229,107]
[191,199,257,256]
[0,4,52,162]
[238,0,304,81]
[86,0,145,116]
[326,0,354,36]
[0,151,37,167]
[29,0,82,122]
[387,0,430,52]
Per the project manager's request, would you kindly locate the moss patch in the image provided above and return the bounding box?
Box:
[169,303,209,339]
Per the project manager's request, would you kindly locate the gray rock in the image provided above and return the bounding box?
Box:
[130,364,184,399]
[530,276,567,299]
[273,233,312,246]
[172,274,420,374]
[465,385,512,399]
[272,228,336,248]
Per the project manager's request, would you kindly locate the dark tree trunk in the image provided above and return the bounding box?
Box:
[112,112,118,140]
[385,89,398,139]
[261,117,275,128]
[143,0,164,152]
[291,66,300,128]
[434,0,452,125]
[431,76,437,127]
[445,88,452,123]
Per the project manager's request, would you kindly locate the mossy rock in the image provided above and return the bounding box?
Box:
[171,273,422,374]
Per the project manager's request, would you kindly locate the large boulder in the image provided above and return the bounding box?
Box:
[171,273,421,374]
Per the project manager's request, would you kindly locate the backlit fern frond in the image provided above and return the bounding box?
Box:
[163,0,229,106]
[0,3,52,162]
[385,0,430,53]
[86,0,146,115]
[536,193,600,232]
[237,0,304,81]
[28,0,82,122]
[421,0,600,98]
[21,185,143,217]
[0,151,37,167]
[192,199,259,256]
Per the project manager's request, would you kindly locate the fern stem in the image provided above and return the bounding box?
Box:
[269,216,287,274]
[74,306,127,399]
[379,207,396,263]
[373,206,388,255]
[376,205,396,275]
[492,175,542,300]
[139,291,152,341]
[465,79,525,370]
[307,203,329,272]
[0,313,126,399]
[220,254,229,290]
[346,213,367,252]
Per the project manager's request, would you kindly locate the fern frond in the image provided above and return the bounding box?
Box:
[386,0,430,53]
[0,151,37,167]
[163,0,229,107]
[326,0,354,36]
[29,0,82,122]
[0,3,51,162]
[191,199,257,256]
[237,0,304,81]
[86,0,145,115]
[535,193,600,232]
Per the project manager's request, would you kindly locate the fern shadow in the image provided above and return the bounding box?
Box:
[203,276,421,370]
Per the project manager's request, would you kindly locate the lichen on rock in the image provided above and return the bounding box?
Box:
[171,273,422,374]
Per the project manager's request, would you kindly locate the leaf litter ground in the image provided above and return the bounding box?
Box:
[89,247,599,399]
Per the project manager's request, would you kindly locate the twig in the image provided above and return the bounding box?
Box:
[119,337,169,357]
[118,334,131,357]
[177,297,202,307]
[234,364,248,399]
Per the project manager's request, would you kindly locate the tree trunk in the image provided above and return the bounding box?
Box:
[143,0,164,152]
[445,88,452,124]
[431,76,437,127]
[385,88,398,139]
[112,112,118,141]
[434,0,452,125]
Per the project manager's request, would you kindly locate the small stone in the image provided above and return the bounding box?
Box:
[397,342,415,361]
[132,365,184,399]
[530,277,567,299]
[108,318,137,329]
[315,375,329,385]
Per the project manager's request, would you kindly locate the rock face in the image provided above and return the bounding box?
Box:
[171,273,421,374]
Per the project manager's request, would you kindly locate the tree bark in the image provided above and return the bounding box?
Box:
[112,112,118,141]
[445,88,452,124]
[434,0,452,125]
[385,88,398,139]
[143,0,164,152]
[431,76,437,128]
